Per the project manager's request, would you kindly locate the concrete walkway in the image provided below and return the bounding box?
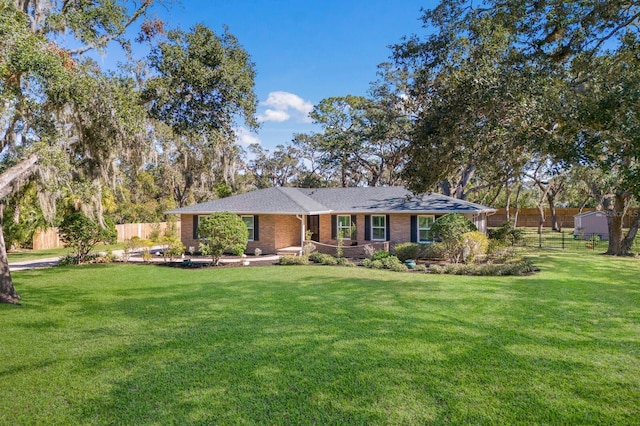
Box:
[9,247,280,271]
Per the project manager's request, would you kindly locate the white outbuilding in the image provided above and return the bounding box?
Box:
[574,211,609,240]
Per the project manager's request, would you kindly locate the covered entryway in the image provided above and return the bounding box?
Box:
[307,215,320,242]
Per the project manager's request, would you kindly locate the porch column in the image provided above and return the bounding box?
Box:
[296,214,306,256]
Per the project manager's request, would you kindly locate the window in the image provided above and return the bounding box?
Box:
[418,215,435,243]
[337,215,352,240]
[242,215,255,241]
[371,215,386,241]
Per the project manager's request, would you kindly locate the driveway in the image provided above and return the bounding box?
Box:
[9,247,280,271]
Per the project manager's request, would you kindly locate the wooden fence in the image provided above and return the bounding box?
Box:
[487,208,639,229]
[32,221,181,250]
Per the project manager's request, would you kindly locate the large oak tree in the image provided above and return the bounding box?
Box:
[0,0,155,304]
[395,0,640,255]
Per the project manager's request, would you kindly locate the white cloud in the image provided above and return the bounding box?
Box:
[235,127,261,146]
[258,109,290,123]
[258,91,313,123]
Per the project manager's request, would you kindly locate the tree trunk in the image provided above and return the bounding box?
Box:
[537,204,545,235]
[513,183,522,227]
[605,192,629,255]
[0,217,20,304]
[0,154,39,304]
[621,213,640,254]
[546,192,560,231]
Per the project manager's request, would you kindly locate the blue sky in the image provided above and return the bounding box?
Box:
[162,1,438,149]
[98,1,436,149]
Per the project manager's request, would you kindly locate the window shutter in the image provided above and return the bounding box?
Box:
[351,215,357,239]
[254,215,259,241]
[410,215,417,243]
[331,215,337,239]
[193,215,199,239]
[364,215,371,241]
[386,215,391,241]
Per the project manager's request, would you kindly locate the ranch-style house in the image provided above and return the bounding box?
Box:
[167,186,497,255]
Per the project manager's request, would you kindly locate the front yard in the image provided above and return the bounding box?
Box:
[1,251,638,424]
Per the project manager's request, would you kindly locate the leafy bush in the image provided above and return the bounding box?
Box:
[336,257,355,267]
[371,250,391,261]
[58,254,80,266]
[426,259,536,276]
[422,243,447,259]
[431,213,477,242]
[310,252,338,265]
[461,231,489,263]
[414,264,428,272]
[302,241,316,256]
[363,244,376,259]
[59,212,117,264]
[430,214,477,263]
[160,236,184,262]
[488,221,524,246]
[361,255,407,272]
[393,242,423,261]
[278,255,309,265]
[198,212,248,265]
[369,259,384,269]
[429,264,445,274]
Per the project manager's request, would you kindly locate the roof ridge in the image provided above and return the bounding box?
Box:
[275,187,331,213]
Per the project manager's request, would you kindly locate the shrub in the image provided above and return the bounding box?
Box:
[363,244,376,259]
[429,264,445,274]
[160,236,184,262]
[198,212,248,265]
[278,255,309,265]
[369,259,384,269]
[414,264,428,272]
[371,250,390,261]
[302,241,316,256]
[393,242,423,261]
[361,255,407,272]
[123,237,153,262]
[422,243,447,259]
[308,251,323,263]
[382,256,407,271]
[59,212,117,264]
[462,231,489,263]
[426,259,536,276]
[336,257,354,267]
[430,214,477,263]
[58,254,79,266]
[310,253,339,265]
[488,221,524,246]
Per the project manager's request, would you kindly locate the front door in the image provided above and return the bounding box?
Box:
[307,215,320,242]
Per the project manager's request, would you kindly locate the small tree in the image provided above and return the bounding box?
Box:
[431,214,477,263]
[59,212,117,263]
[197,212,248,265]
[160,236,185,262]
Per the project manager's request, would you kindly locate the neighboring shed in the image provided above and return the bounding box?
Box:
[574,211,609,240]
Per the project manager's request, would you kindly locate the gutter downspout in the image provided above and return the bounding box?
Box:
[296,214,305,256]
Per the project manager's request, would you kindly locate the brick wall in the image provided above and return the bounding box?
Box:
[247,215,275,254]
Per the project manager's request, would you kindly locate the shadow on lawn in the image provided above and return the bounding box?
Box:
[63,270,638,424]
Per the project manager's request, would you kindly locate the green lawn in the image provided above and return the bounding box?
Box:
[1,253,639,425]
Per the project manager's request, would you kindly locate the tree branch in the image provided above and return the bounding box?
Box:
[0,154,38,199]
[69,1,154,55]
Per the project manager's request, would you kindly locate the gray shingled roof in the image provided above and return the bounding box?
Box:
[166,187,331,215]
[166,186,496,215]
